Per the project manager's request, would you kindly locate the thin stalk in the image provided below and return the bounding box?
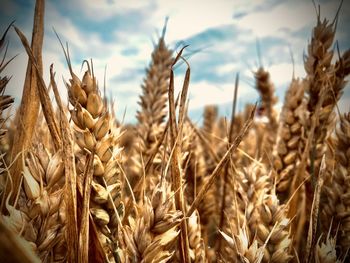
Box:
[216,73,239,253]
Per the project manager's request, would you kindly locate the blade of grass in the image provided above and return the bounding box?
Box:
[168,45,191,263]
[50,65,78,263]
[6,0,44,206]
[14,26,61,149]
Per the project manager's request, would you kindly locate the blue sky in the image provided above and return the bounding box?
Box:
[1,0,349,123]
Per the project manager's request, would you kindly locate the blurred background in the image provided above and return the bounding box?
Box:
[1,0,349,123]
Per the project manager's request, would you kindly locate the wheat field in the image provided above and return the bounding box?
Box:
[0,0,350,262]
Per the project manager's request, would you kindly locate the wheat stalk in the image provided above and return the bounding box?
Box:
[125,32,174,204]
[1,2,350,263]
[57,45,125,260]
[304,11,349,189]
[295,11,350,257]
[321,112,350,257]
[274,78,308,198]
[254,67,278,162]
[136,34,173,154]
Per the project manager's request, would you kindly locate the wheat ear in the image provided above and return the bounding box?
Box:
[122,180,182,262]
[60,52,124,261]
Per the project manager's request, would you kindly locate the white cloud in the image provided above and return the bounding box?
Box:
[4,2,154,101]
[150,0,258,43]
[338,96,350,114]
[234,1,305,38]
[2,50,27,100]
[61,0,152,22]
[187,80,257,110]
[268,62,305,86]
[233,0,346,40]
[3,0,349,124]
[215,63,241,76]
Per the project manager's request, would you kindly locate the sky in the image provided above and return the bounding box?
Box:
[1,0,349,123]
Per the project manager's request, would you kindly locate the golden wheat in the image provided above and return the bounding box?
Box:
[1,2,350,263]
